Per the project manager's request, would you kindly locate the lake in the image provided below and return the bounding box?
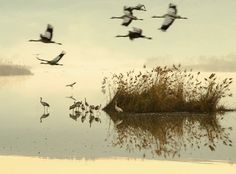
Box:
[0,69,235,162]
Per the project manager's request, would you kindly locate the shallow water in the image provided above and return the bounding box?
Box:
[0,70,235,162]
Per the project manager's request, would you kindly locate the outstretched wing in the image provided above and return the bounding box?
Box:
[122,16,132,26]
[160,15,175,31]
[124,6,133,15]
[132,27,142,34]
[36,57,49,62]
[168,5,177,16]
[43,24,53,40]
[134,4,146,11]
[159,6,177,31]
[123,10,132,16]
[51,51,66,63]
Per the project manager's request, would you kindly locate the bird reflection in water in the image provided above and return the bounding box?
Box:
[69,99,102,127]
[40,113,50,123]
[106,112,233,159]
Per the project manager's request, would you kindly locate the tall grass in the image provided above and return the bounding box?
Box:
[102,65,233,113]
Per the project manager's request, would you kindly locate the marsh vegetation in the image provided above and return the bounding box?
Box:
[102,65,233,113]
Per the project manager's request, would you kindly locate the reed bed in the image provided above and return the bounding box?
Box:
[102,64,233,113]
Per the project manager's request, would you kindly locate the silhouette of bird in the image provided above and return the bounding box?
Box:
[124,4,146,14]
[66,82,77,88]
[40,113,50,123]
[66,96,76,101]
[94,104,102,110]
[29,24,62,45]
[40,97,50,113]
[36,51,66,66]
[152,3,187,31]
[95,117,101,123]
[114,101,123,113]
[69,114,78,121]
[116,27,152,40]
[84,98,89,108]
[111,10,143,26]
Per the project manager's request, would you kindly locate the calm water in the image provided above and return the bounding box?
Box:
[0,69,235,162]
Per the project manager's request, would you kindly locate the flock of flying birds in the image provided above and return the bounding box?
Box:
[29,3,188,66]
[111,3,187,40]
[33,3,187,119]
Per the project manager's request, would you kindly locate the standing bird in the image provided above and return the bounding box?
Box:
[66,82,77,88]
[152,3,188,31]
[116,27,152,40]
[111,10,143,26]
[84,98,89,108]
[36,51,66,66]
[40,97,50,113]
[114,101,123,113]
[29,24,62,45]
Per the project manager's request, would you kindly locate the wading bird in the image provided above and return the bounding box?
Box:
[116,27,152,40]
[29,24,62,45]
[36,51,66,66]
[152,3,187,31]
[111,10,143,26]
[115,101,123,113]
[40,97,50,113]
[66,82,77,88]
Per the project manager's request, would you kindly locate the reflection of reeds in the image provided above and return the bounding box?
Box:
[107,112,232,158]
[102,65,233,113]
[0,62,32,76]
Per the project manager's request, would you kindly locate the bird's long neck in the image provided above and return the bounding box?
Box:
[152,15,166,18]
[111,16,123,19]
[29,39,41,42]
[116,34,129,38]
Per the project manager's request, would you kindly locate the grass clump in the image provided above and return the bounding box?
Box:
[102,64,233,113]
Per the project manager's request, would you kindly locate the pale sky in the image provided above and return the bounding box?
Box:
[0,0,236,70]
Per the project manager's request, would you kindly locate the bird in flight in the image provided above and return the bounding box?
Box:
[66,82,77,88]
[29,24,62,45]
[111,10,143,27]
[116,27,152,40]
[36,51,66,66]
[124,4,146,14]
[152,3,188,31]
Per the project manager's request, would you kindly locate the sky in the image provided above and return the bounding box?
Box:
[0,0,236,71]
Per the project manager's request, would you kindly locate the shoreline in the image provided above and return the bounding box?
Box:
[0,156,235,174]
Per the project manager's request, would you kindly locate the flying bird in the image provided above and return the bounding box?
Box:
[36,51,66,66]
[66,82,77,88]
[111,10,143,26]
[29,24,62,45]
[124,4,146,14]
[66,96,77,101]
[116,27,152,40]
[152,3,187,31]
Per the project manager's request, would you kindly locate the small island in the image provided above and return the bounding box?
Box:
[102,64,233,114]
